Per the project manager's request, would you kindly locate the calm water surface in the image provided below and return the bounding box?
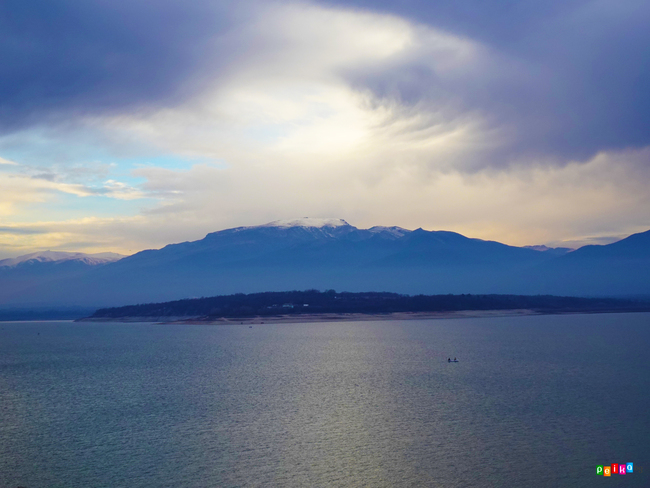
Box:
[1,313,649,487]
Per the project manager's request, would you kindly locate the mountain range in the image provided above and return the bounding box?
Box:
[0,250,124,268]
[0,218,649,308]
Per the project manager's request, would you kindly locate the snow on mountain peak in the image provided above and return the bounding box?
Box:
[0,251,125,267]
[368,226,411,238]
[257,218,351,229]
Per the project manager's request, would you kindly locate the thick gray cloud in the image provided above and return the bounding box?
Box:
[325,0,650,167]
[2,0,649,168]
[0,0,240,130]
[1,0,649,259]
[321,0,590,47]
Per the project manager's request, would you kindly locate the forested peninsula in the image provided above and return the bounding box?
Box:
[83,290,650,322]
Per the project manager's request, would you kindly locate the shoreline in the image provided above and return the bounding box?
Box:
[175,309,539,325]
[78,307,650,325]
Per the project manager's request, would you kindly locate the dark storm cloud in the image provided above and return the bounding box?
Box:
[321,0,589,47]
[324,0,650,166]
[2,0,649,169]
[0,0,239,130]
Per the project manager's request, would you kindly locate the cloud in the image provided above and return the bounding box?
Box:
[23,171,143,200]
[0,157,18,165]
[97,3,492,174]
[122,145,650,249]
[0,214,204,259]
[0,166,145,226]
[0,0,649,258]
[5,0,648,169]
[0,145,647,258]
[88,0,650,178]
[0,226,44,235]
[325,0,650,167]
[0,0,248,131]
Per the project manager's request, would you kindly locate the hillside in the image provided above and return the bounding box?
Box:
[1,219,649,308]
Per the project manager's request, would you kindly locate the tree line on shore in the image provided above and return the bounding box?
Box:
[88,290,649,319]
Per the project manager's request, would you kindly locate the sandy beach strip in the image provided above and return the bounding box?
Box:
[170,309,540,325]
[80,307,650,324]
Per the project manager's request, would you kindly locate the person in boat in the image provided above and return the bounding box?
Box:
[454,357,457,361]
[448,358,451,362]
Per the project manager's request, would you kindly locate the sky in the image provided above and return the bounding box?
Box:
[1,0,649,257]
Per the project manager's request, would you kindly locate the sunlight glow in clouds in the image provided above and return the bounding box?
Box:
[0,0,649,257]
[103,3,497,183]
[105,4,482,160]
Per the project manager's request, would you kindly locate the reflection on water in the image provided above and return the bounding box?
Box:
[0,313,649,487]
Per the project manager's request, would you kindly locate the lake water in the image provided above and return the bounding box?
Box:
[1,313,649,487]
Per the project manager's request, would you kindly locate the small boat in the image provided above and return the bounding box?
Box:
[447,358,459,362]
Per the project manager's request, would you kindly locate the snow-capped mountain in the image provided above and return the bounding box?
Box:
[255,218,350,228]
[227,218,361,239]
[0,251,124,268]
[368,226,411,239]
[0,219,648,308]
[0,251,125,308]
